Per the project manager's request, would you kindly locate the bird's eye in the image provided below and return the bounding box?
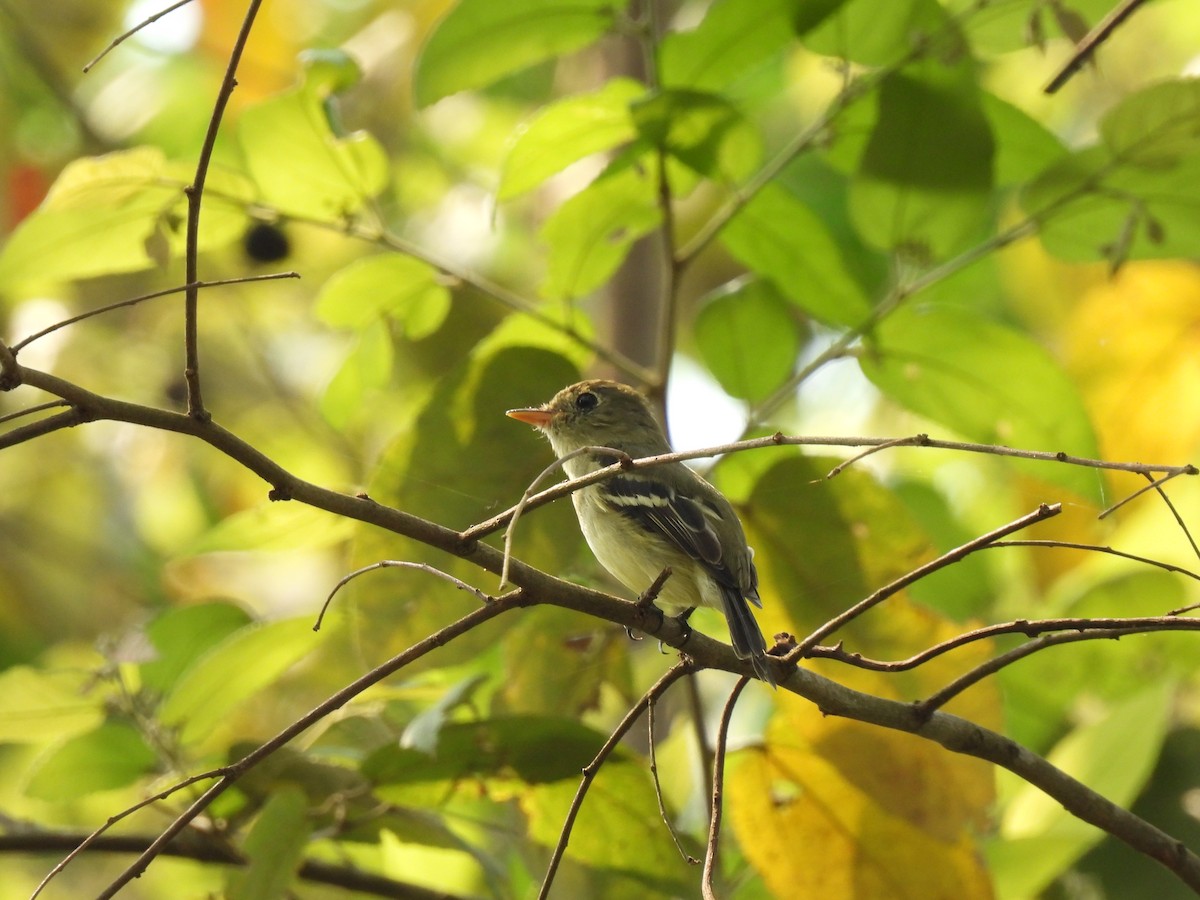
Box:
[576,391,599,411]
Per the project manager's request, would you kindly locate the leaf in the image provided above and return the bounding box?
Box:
[850,61,995,259]
[988,680,1176,900]
[860,303,1102,500]
[540,162,661,300]
[730,706,994,900]
[319,319,395,430]
[399,673,488,755]
[415,0,621,106]
[498,77,644,200]
[981,91,1067,187]
[523,760,691,895]
[141,602,253,695]
[694,278,801,402]
[160,617,317,746]
[1100,79,1200,167]
[185,502,356,554]
[720,181,872,327]
[0,665,104,743]
[0,148,250,290]
[630,89,762,184]
[238,67,388,220]
[804,0,959,67]
[365,716,614,785]
[227,787,312,900]
[25,721,157,801]
[315,254,451,338]
[658,0,798,92]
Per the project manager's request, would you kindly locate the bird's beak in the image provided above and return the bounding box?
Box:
[506,406,553,429]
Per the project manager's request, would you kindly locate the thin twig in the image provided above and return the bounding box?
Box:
[11,273,299,353]
[87,596,518,899]
[182,0,265,419]
[647,696,700,865]
[991,540,1200,582]
[1144,471,1200,562]
[1044,0,1149,94]
[0,408,86,450]
[83,0,198,72]
[537,662,691,900]
[1098,467,1192,519]
[0,399,70,426]
[462,433,1193,544]
[791,504,1062,658]
[822,435,919,479]
[702,676,749,900]
[813,615,1200,674]
[499,445,629,588]
[315,560,495,630]
[31,769,228,899]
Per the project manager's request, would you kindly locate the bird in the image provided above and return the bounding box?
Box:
[507,379,775,686]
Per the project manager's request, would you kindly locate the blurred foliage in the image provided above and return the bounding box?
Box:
[3,0,1200,898]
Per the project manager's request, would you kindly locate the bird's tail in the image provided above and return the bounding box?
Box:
[720,588,776,687]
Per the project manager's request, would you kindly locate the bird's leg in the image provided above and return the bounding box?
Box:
[655,606,696,654]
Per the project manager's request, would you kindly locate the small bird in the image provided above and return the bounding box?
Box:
[507,379,775,685]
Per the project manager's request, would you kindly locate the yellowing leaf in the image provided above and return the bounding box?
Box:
[1066,261,1200,464]
[730,706,994,900]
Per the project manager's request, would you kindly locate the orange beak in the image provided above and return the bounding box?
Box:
[506,407,553,429]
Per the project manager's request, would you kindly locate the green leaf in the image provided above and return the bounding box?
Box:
[228,787,312,900]
[365,716,614,785]
[499,78,644,200]
[0,665,104,743]
[630,89,762,184]
[981,91,1067,187]
[25,721,156,800]
[0,148,250,290]
[850,62,995,259]
[238,70,387,220]
[860,303,1102,500]
[1022,81,1200,266]
[415,0,621,106]
[160,617,317,746]
[1100,79,1200,167]
[185,502,355,555]
[540,162,661,300]
[319,319,395,430]
[804,0,958,66]
[524,760,692,894]
[658,0,797,92]
[694,279,801,402]
[720,181,872,327]
[141,602,253,695]
[988,681,1176,900]
[399,674,488,756]
[315,254,451,338]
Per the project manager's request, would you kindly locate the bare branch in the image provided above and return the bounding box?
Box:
[647,695,700,865]
[83,0,199,72]
[702,676,750,900]
[0,408,86,450]
[10,273,299,354]
[89,596,519,899]
[1044,0,1150,94]
[0,399,70,426]
[791,504,1062,659]
[537,662,692,900]
[315,560,496,630]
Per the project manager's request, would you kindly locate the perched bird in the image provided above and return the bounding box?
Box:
[507,379,775,685]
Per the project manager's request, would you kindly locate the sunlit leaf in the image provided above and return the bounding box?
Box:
[694,278,801,402]
[160,617,317,746]
[25,721,156,800]
[319,319,395,430]
[238,69,388,220]
[850,61,995,259]
[228,786,311,900]
[185,502,355,554]
[860,303,1102,500]
[540,162,661,300]
[0,666,104,743]
[720,181,872,327]
[989,680,1175,900]
[1100,79,1200,167]
[498,78,644,200]
[315,254,451,338]
[0,148,250,290]
[804,0,959,66]
[415,0,622,106]
[141,602,253,695]
[630,89,762,184]
[658,0,798,92]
